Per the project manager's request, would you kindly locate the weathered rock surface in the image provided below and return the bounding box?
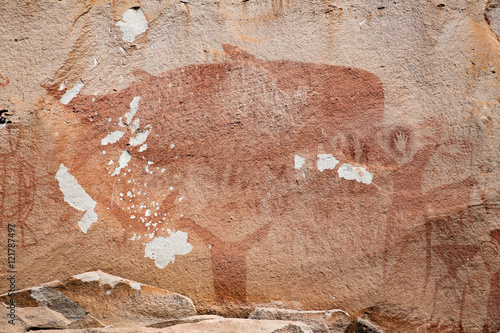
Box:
[40,318,313,333]
[250,307,352,333]
[0,271,196,326]
[68,314,105,329]
[146,314,223,328]
[16,306,71,330]
[1,0,500,332]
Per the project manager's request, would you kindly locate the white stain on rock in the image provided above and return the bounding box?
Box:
[111,150,132,176]
[55,164,97,233]
[60,82,84,105]
[139,143,147,152]
[317,154,339,172]
[116,8,148,43]
[129,126,152,146]
[337,163,373,184]
[125,96,141,125]
[144,232,193,268]
[294,155,306,170]
[101,130,125,145]
[75,271,141,290]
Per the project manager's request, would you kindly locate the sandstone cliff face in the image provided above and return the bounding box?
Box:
[0,0,499,331]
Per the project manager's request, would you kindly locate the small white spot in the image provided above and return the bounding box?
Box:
[116,8,148,43]
[170,144,175,149]
[60,82,84,105]
[108,160,114,165]
[145,209,151,216]
[179,197,183,202]
[294,154,306,170]
[101,130,125,145]
[106,290,111,295]
[129,281,141,290]
[139,143,148,152]
[112,150,132,176]
[317,154,339,172]
[125,96,141,125]
[130,215,136,219]
[169,186,174,190]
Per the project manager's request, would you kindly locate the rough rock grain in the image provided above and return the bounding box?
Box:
[249,307,352,333]
[1,0,499,331]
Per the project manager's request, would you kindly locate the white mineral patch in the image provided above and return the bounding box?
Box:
[144,232,193,268]
[111,150,132,176]
[101,130,125,145]
[129,126,151,146]
[294,154,306,170]
[75,271,140,289]
[337,163,373,184]
[139,143,147,152]
[116,8,148,43]
[55,164,97,233]
[317,154,339,172]
[60,82,84,105]
[125,96,141,125]
[128,281,142,290]
[131,117,140,133]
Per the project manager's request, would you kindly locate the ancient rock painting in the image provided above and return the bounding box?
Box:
[481,229,500,332]
[43,44,385,301]
[364,125,480,278]
[0,124,37,246]
[179,218,271,303]
[0,74,10,87]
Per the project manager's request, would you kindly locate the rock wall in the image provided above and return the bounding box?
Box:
[1,0,499,331]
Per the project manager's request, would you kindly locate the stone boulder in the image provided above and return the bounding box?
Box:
[249,307,352,333]
[0,271,196,326]
[16,306,71,330]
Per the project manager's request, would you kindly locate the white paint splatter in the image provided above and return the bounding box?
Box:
[144,232,193,268]
[317,154,339,172]
[129,126,151,146]
[125,96,141,125]
[116,8,148,43]
[55,164,97,233]
[294,155,306,170]
[337,163,373,184]
[60,82,84,105]
[101,130,125,145]
[111,150,132,176]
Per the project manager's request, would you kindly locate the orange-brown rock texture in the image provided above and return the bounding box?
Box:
[1,0,499,331]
